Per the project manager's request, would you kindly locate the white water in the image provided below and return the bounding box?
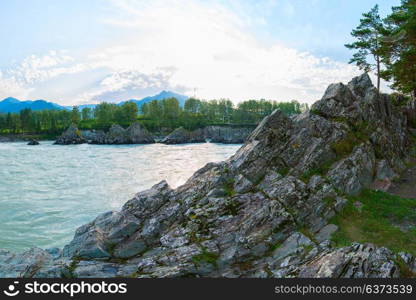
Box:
[0,142,240,252]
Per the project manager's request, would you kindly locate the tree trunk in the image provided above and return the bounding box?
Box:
[376,56,381,92]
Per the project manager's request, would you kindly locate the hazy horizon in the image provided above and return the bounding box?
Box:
[0,0,400,106]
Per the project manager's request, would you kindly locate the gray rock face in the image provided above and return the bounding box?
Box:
[204,126,253,144]
[161,126,254,144]
[54,124,86,145]
[161,127,205,144]
[83,122,155,144]
[4,74,415,278]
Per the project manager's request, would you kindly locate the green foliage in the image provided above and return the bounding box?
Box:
[323,196,336,207]
[269,242,282,252]
[222,199,241,216]
[381,0,416,98]
[278,167,290,176]
[192,249,219,266]
[223,178,236,197]
[331,189,416,255]
[331,132,360,158]
[345,5,386,90]
[0,97,306,136]
[300,161,334,183]
[395,256,416,278]
[71,106,81,124]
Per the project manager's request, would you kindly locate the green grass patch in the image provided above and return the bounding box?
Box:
[223,178,236,197]
[300,161,334,183]
[279,167,290,176]
[323,196,336,207]
[331,132,359,158]
[222,199,241,216]
[269,242,282,252]
[331,189,416,255]
[192,249,219,266]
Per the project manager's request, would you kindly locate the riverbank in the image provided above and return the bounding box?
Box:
[0,133,55,143]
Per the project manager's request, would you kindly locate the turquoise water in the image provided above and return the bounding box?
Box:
[0,142,240,252]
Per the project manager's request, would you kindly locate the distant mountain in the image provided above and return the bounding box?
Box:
[0,97,67,113]
[0,91,189,113]
[118,90,189,109]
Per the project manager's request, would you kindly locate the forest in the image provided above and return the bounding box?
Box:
[0,98,307,136]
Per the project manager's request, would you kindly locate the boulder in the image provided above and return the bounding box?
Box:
[54,124,86,145]
[27,139,40,145]
[125,122,155,144]
[87,123,154,144]
[161,127,205,144]
[204,126,253,144]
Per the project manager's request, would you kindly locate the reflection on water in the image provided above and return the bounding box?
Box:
[0,142,240,252]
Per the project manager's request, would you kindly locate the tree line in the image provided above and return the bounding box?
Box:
[346,0,416,98]
[0,98,307,135]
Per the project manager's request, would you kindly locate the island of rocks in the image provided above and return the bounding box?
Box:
[2,74,416,278]
[55,122,254,145]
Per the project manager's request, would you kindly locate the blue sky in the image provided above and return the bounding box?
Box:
[0,0,400,105]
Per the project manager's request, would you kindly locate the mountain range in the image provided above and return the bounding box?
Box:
[0,91,189,113]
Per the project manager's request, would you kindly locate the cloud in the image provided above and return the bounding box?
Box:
[81,69,188,103]
[0,0,367,105]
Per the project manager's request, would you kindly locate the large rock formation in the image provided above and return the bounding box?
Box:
[161,127,205,144]
[3,74,416,278]
[205,126,253,144]
[161,126,254,144]
[54,124,86,145]
[60,122,155,145]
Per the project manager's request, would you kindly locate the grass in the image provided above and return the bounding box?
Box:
[269,242,282,252]
[192,248,219,266]
[331,132,359,158]
[279,167,290,176]
[222,199,241,216]
[330,122,373,159]
[331,189,416,255]
[300,161,334,183]
[223,178,236,197]
[323,196,337,208]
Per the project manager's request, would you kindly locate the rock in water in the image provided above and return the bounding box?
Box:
[161,127,205,144]
[125,122,155,144]
[27,139,40,145]
[4,74,416,278]
[54,124,86,145]
[87,123,155,144]
[105,124,126,144]
[205,126,253,143]
[161,126,254,144]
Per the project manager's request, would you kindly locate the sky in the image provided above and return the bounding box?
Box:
[0,0,401,105]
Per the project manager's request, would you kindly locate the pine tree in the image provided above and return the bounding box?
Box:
[345,5,386,91]
[382,0,416,99]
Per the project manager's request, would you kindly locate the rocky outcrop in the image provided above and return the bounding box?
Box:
[54,124,86,145]
[161,127,205,144]
[0,136,22,142]
[205,126,253,144]
[67,122,155,145]
[161,125,254,144]
[27,139,40,145]
[3,74,416,278]
[91,122,154,144]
